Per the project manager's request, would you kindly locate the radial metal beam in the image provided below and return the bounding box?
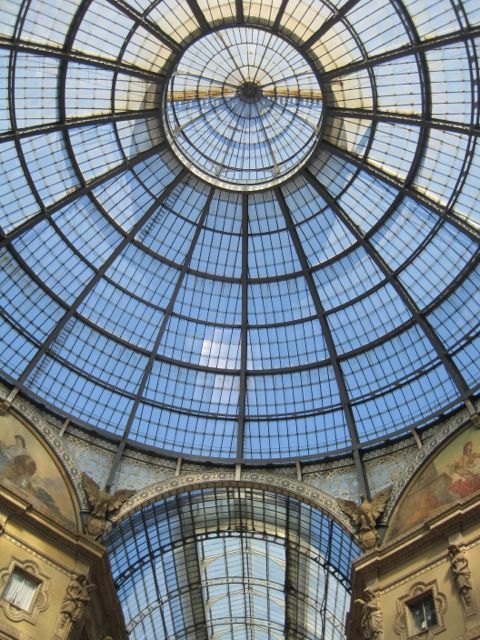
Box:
[327,107,480,138]
[105,187,213,491]
[236,193,249,461]
[105,0,181,53]
[16,170,186,387]
[301,0,364,51]
[185,0,211,31]
[272,0,289,30]
[320,25,480,81]
[0,107,162,143]
[323,141,480,243]
[304,168,472,399]
[0,36,165,81]
[236,0,245,24]
[0,141,168,247]
[275,187,370,498]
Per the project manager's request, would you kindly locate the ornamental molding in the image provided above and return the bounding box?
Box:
[4,533,73,578]
[66,426,118,453]
[393,580,447,640]
[379,553,451,596]
[110,470,355,534]
[0,382,476,521]
[0,556,50,625]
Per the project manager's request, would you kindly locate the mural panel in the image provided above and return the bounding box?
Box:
[387,426,480,540]
[0,413,77,529]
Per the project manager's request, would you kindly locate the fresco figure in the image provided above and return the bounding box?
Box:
[0,426,76,528]
[387,428,480,540]
[449,441,480,498]
[0,435,37,490]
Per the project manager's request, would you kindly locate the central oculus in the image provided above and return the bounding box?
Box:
[163,27,323,191]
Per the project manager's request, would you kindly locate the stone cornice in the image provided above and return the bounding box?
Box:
[351,490,480,588]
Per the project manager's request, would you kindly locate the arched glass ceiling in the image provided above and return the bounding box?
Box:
[105,487,359,639]
[163,26,324,189]
[0,0,479,462]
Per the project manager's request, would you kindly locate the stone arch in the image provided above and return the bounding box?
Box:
[111,469,356,535]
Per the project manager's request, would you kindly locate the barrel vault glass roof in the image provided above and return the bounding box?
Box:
[106,487,359,639]
[0,0,479,464]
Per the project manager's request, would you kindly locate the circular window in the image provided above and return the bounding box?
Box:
[163,27,324,190]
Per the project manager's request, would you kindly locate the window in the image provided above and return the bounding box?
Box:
[0,558,50,624]
[407,592,437,634]
[394,580,447,640]
[2,569,40,612]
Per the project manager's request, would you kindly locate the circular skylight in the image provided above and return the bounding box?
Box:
[0,0,479,463]
[163,27,323,190]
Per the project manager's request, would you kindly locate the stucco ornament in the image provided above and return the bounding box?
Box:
[60,574,94,627]
[337,488,391,550]
[82,473,135,538]
[355,588,383,640]
[448,544,476,615]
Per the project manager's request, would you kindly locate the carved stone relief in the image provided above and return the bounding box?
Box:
[59,573,94,628]
[338,488,391,551]
[82,473,135,539]
[448,544,477,617]
[355,588,383,640]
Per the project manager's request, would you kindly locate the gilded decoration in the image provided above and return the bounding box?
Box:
[0,557,50,624]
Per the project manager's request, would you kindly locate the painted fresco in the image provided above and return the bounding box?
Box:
[387,426,480,540]
[0,413,77,529]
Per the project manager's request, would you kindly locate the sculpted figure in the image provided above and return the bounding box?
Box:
[60,574,94,627]
[448,544,474,609]
[82,473,135,538]
[338,488,391,550]
[355,588,383,640]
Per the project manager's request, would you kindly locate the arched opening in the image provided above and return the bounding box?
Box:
[105,486,360,639]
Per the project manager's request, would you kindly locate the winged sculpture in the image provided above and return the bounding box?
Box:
[337,487,391,551]
[82,472,135,538]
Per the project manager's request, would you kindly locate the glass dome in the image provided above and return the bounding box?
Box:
[0,0,479,463]
[163,26,324,189]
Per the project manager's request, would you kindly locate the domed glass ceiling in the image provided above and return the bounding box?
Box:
[164,26,323,189]
[0,0,479,463]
